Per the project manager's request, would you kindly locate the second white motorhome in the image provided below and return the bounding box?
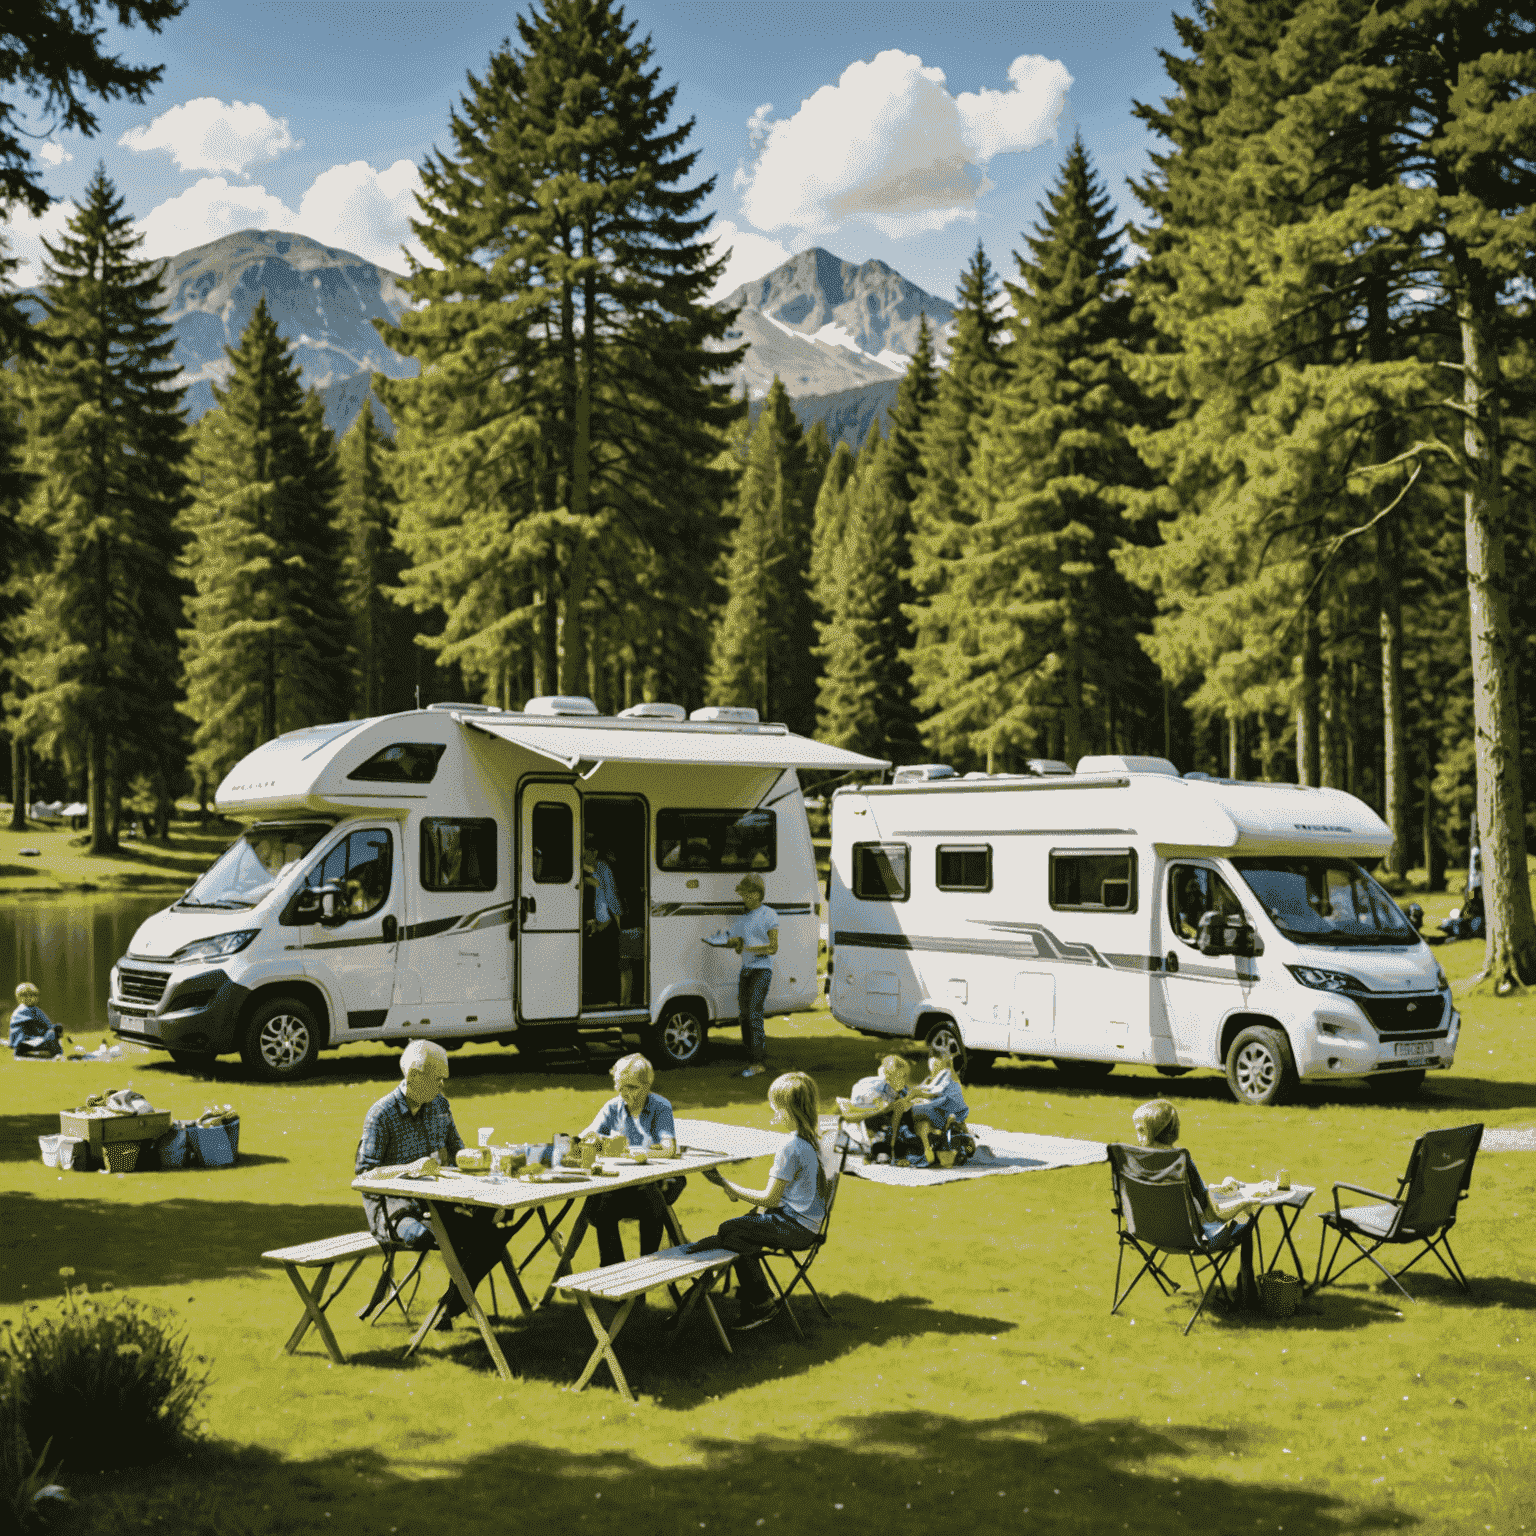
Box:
[107,699,884,1079]
[828,756,1456,1104]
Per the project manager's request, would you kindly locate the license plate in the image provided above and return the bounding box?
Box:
[1394,1040,1433,1059]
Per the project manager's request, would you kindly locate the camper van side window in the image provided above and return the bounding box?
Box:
[936,844,991,892]
[853,842,910,901]
[1050,849,1137,912]
[421,818,497,892]
[347,742,446,783]
[530,802,574,884]
[655,810,776,872]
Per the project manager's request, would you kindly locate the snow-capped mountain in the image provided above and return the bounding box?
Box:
[716,247,955,401]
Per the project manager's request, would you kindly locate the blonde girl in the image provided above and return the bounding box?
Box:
[698,1071,829,1330]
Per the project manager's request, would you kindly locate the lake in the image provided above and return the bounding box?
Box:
[1,892,173,1030]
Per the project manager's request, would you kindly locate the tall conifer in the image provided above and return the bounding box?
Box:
[16,169,188,852]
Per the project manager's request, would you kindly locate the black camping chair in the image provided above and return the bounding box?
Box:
[756,1122,854,1336]
[1106,1143,1250,1335]
[1312,1123,1483,1303]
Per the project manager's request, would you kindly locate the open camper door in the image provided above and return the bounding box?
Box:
[518,782,582,1020]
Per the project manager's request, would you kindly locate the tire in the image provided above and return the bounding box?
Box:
[240,996,323,1082]
[1156,1065,1193,1078]
[922,1017,969,1080]
[1364,1068,1426,1101]
[646,1002,707,1069]
[165,1049,209,1071]
[1052,1058,1115,1085]
[1224,1024,1297,1106]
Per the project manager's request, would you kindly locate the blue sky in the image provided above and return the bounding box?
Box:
[8,0,1184,302]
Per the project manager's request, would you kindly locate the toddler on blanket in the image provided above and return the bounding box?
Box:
[907,1048,969,1163]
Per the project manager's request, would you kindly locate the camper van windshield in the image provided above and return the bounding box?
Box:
[181,822,333,909]
[1232,858,1418,947]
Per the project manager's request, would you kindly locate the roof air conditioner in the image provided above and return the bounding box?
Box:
[1026,759,1074,776]
[523,696,601,716]
[618,702,687,722]
[892,764,957,784]
[689,706,760,724]
[1075,755,1179,777]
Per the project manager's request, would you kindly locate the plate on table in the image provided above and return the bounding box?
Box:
[529,1170,591,1183]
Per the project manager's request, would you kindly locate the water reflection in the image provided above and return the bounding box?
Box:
[1,894,171,1029]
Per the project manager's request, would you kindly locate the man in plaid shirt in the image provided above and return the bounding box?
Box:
[356,1040,504,1329]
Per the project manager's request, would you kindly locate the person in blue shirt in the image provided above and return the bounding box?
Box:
[579,1054,685,1268]
[908,1047,970,1164]
[727,872,778,1079]
[583,834,622,1006]
[9,983,63,1057]
[696,1070,830,1330]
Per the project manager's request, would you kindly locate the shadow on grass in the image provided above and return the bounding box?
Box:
[0,1192,368,1301]
[342,1289,1016,1409]
[1308,1271,1536,1312]
[0,1111,63,1162]
[63,1407,1414,1536]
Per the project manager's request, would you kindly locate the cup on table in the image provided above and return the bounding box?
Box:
[479,1127,494,1148]
[579,1139,598,1169]
[1276,1168,1291,1190]
[630,1145,649,1164]
[602,1133,625,1158]
[659,1135,677,1158]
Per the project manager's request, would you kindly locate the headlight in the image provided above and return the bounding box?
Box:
[171,930,259,963]
[1287,964,1366,993]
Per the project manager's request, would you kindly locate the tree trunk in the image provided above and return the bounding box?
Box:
[7,736,23,830]
[1227,712,1239,779]
[1063,637,1082,766]
[1457,261,1536,988]
[560,253,596,696]
[1296,591,1321,786]
[1423,754,1444,890]
[87,729,113,855]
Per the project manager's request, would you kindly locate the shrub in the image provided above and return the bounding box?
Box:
[1,1362,55,1536]
[0,1279,209,1490]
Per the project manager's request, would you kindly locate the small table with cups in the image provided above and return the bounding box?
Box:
[351,1132,756,1381]
[1219,1176,1315,1310]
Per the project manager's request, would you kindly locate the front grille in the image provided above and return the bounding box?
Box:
[1357,991,1447,1038]
[118,966,170,1008]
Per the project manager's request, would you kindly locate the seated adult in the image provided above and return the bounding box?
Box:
[355,1040,507,1330]
[579,1053,684,1268]
[1131,1098,1258,1242]
[9,983,63,1057]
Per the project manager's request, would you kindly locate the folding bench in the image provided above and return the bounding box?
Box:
[263,1230,423,1364]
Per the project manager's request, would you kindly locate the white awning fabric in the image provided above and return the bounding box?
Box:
[463,716,888,772]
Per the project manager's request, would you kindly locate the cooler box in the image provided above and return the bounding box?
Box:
[59,1110,172,1160]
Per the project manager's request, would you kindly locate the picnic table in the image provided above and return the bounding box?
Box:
[350,1125,765,1381]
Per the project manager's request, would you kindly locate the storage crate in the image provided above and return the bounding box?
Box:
[59,1110,172,1158]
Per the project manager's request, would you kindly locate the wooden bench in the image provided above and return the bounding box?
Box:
[263,1231,411,1365]
[556,1244,739,1403]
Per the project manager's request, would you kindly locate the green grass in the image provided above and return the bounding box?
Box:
[1,927,1533,1534]
[0,813,242,895]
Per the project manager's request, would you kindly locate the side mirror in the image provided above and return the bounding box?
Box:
[294,883,344,923]
[1223,913,1262,957]
[1196,910,1226,955]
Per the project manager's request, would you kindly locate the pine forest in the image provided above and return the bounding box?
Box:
[3,0,1536,983]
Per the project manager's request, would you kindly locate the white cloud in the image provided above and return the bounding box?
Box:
[295,160,426,270]
[4,199,77,287]
[708,220,791,301]
[118,97,300,175]
[39,142,72,168]
[738,49,1072,239]
[135,177,297,257]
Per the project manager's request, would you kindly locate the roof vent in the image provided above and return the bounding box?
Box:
[523,695,600,717]
[618,702,687,722]
[1026,759,1073,776]
[1077,755,1179,777]
[893,764,957,784]
[1184,770,1212,781]
[689,705,759,724]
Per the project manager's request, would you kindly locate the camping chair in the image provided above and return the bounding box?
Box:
[1106,1143,1250,1335]
[355,1241,430,1324]
[1312,1122,1483,1303]
[1107,1143,1181,1302]
[756,1121,854,1337]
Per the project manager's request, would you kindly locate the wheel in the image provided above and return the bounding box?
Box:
[646,1002,707,1069]
[240,996,323,1082]
[165,1049,210,1070]
[1156,1065,1193,1078]
[1224,1024,1297,1106]
[922,1018,969,1080]
[1364,1069,1426,1101]
[1052,1058,1115,1085]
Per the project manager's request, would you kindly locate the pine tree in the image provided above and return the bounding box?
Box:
[948,139,1154,768]
[15,169,188,853]
[908,242,1005,764]
[378,0,743,704]
[335,403,414,717]
[181,298,348,785]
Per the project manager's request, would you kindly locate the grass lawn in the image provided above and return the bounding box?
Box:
[2,923,1533,1535]
[0,815,240,895]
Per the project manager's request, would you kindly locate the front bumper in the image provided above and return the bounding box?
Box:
[109,969,250,1054]
[1298,1001,1459,1078]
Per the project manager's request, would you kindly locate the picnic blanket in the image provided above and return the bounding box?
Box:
[818,1116,1106,1186]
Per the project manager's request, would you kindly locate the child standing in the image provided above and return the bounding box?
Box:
[727,873,778,1079]
[9,983,63,1058]
[908,1048,970,1164]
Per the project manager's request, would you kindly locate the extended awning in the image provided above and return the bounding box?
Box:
[462,715,888,773]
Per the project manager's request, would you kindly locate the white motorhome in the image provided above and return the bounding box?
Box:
[107,699,883,1079]
[827,755,1457,1104]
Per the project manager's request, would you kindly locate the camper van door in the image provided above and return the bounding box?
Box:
[296,823,402,1028]
[1157,859,1256,1056]
[519,782,582,1019]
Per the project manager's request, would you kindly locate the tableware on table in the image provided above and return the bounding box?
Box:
[478,1127,494,1148]
[659,1135,677,1158]
[579,1138,598,1169]
[552,1132,572,1168]
[1276,1167,1291,1190]
[629,1145,648,1164]
[602,1133,626,1158]
[456,1148,492,1173]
